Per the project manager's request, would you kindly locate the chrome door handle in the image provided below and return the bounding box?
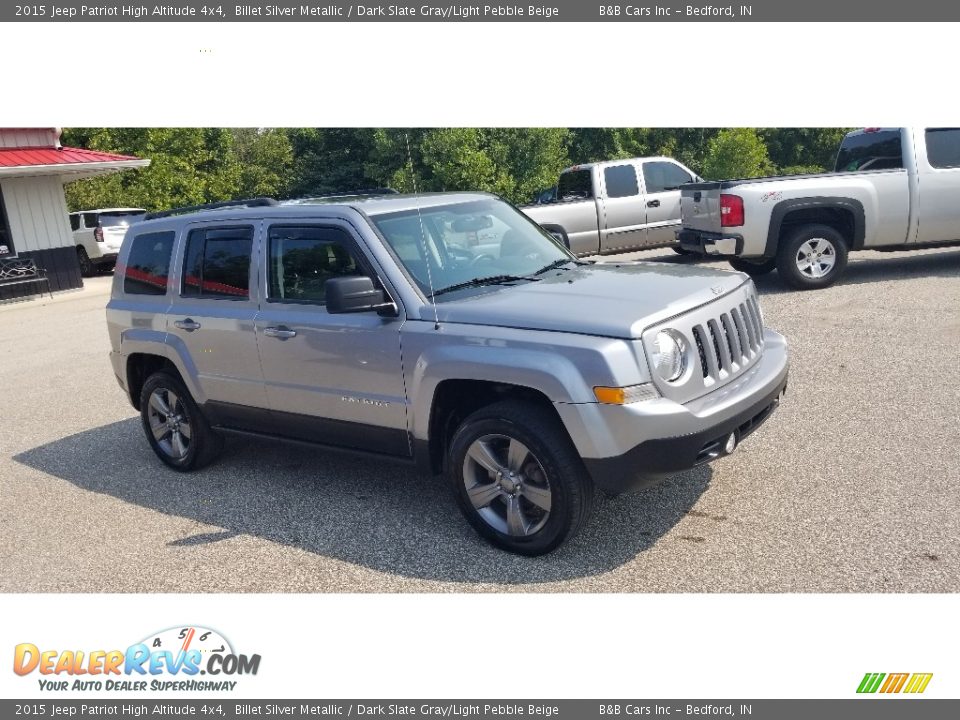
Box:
[263,326,297,340]
[174,319,201,331]
[647,199,661,208]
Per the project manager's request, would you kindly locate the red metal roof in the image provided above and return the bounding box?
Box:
[0,146,143,168]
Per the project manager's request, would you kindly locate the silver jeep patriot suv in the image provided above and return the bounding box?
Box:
[107,193,789,555]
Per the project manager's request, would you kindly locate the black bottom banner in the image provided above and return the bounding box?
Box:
[4,700,956,720]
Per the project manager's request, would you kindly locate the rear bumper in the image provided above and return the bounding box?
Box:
[677,229,743,256]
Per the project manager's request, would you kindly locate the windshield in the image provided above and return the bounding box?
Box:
[100,211,146,227]
[370,199,575,298]
[834,130,903,172]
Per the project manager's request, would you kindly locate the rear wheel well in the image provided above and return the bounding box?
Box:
[778,207,855,249]
[126,354,181,410]
[427,380,559,476]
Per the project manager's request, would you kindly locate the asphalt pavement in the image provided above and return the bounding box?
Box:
[1,247,958,592]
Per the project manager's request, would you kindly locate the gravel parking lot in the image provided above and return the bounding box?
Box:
[2,247,958,592]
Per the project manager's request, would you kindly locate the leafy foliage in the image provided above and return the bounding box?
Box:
[60,127,853,210]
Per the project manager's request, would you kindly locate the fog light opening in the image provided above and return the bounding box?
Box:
[724,432,737,455]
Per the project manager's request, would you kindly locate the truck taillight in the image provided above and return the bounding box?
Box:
[94,226,104,242]
[720,194,744,227]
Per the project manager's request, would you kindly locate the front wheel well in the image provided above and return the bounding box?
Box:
[126,354,181,410]
[426,380,560,476]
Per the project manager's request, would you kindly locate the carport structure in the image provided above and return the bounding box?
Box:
[0,128,149,300]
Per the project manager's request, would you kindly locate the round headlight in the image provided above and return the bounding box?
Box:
[652,330,686,382]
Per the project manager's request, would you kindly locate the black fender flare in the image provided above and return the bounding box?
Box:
[764,197,866,257]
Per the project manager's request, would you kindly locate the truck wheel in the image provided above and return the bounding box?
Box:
[447,400,594,556]
[775,224,848,290]
[729,257,776,276]
[77,247,94,277]
[140,371,223,471]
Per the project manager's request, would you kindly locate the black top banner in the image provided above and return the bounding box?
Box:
[4,0,958,22]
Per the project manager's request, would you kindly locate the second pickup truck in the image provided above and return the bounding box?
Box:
[678,127,960,289]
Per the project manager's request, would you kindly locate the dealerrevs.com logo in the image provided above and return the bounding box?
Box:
[13,626,261,692]
[857,672,933,694]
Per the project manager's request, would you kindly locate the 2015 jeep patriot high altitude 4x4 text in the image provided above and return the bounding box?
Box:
[107,193,789,555]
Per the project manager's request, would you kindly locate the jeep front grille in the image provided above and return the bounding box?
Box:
[641,282,767,404]
[692,297,764,380]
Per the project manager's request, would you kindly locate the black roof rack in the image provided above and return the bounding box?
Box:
[143,197,278,220]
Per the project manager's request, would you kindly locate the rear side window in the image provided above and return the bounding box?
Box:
[182,226,254,300]
[268,226,362,304]
[69,215,80,231]
[557,169,593,200]
[124,231,175,296]
[926,128,960,169]
[82,212,99,229]
[643,162,694,194]
[604,164,639,199]
[835,130,903,172]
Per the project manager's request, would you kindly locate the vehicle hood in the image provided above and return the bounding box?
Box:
[427,262,747,339]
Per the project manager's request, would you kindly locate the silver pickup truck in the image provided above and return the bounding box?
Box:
[522,156,701,255]
[678,127,960,289]
[107,192,788,555]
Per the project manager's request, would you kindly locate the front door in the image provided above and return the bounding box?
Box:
[641,160,694,247]
[166,223,269,415]
[254,221,409,457]
[916,128,960,244]
[599,162,648,252]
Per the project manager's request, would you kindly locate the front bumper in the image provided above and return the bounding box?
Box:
[583,372,786,494]
[558,330,789,494]
[677,229,743,256]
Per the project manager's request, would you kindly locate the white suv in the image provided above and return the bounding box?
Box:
[70,208,145,276]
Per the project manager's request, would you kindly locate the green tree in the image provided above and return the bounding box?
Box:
[231,128,293,198]
[701,128,775,180]
[61,128,241,211]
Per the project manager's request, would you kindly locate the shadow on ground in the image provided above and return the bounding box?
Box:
[640,247,960,295]
[14,419,710,587]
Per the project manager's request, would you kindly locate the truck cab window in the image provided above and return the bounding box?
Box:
[604,165,639,198]
[557,169,593,201]
[835,130,904,172]
[644,162,694,193]
[925,128,960,169]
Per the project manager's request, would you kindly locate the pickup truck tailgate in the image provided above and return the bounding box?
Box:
[680,182,723,233]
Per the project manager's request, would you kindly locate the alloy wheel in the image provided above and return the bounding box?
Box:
[147,388,192,460]
[795,238,836,279]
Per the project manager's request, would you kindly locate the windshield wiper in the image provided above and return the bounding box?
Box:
[533,259,580,275]
[431,274,539,298]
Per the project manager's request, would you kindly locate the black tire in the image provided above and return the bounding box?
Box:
[775,224,848,290]
[446,400,594,556]
[672,245,693,255]
[77,247,94,277]
[729,256,777,276]
[140,371,223,471]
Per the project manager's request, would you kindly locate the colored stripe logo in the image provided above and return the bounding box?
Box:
[857,672,933,694]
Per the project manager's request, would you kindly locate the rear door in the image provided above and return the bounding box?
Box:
[641,160,695,246]
[166,222,269,415]
[253,220,409,457]
[598,161,647,252]
[915,128,960,244]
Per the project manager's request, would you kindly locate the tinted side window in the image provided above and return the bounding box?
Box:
[926,128,960,169]
[69,214,81,231]
[269,226,362,304]
[557,169,593,200]
[835,130,903,171]
[182,226,254,299]
[604,165,639,199]
[82,213,99,229]
[643,162,694,194]
[124,231,175,295]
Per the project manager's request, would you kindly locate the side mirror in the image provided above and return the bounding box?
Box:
[326,276,396,315]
